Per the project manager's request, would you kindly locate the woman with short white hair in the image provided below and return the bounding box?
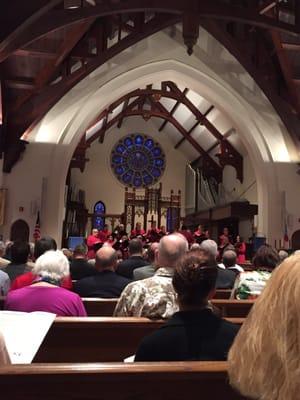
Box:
[5,251,86,316]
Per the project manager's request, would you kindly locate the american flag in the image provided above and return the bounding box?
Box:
[33,211,41,241]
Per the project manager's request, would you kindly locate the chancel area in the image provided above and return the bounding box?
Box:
[1,1,300,399]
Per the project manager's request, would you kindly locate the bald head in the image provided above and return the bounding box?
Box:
[95,246,118,271]
[157,234,188,268]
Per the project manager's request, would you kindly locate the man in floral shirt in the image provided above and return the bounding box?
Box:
[114,234,188,319]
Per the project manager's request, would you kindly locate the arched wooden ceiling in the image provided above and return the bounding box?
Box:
[1,0,300,172]
[74,81,243,184]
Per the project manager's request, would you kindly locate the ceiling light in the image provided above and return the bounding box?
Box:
[64,0,81,9]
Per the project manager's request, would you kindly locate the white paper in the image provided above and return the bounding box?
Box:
[0,310,56,364]
[123,354,135,363]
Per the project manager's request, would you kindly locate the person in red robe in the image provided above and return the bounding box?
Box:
[98,224,111,243]
[130,222,146,239]
[146,221,161,243]
[180,225,194,246]
[235,235,246,263]
[86,229,101,259]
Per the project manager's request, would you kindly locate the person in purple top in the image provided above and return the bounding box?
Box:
[5,250,87,317]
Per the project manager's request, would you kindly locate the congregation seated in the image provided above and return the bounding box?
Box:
[116,238,148,279]
[3,241,32,282]
[74,246,131,298]
[0,331,10,365]
[135,254,239,361]
[218,250,244,274]
[70,244,96,280]
[5,250,86,316]
[10,236,72,291]
[228,254,300,400]
[200,240,236,289]
[133,242,159,280]
[114,234,188,319]
[233,244,280,299]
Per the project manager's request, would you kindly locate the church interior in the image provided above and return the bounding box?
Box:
[1,1,300,399]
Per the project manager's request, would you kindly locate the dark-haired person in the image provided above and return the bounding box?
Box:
[74,246,131,298]
[10,236,72,291]
[3,241,31,282]
[70,244,96,280]
[233,244,280,299]
[135,255,239,361]
[133,242,159,280]
[116,238,148,279]
[146,221,161,243]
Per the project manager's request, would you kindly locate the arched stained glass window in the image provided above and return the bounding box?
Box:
[93,201,106,230]
[111,134,166,188]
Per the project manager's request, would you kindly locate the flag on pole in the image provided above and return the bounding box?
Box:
[33,212,41,241]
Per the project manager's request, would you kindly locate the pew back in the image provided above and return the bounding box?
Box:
[82,297,118,316]
[0,362,249,400]
[211,299,254,317]
[33,317,244,363]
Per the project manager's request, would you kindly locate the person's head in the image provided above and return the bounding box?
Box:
[128,238,143,256]
[222,250,237,268]
[190,243,201,252]
[34,236,57,260]
[253,244,280,270]
[73,244,88,259]
[236,235,243,243]
[92,229,98,237]
[197,224,203,231]
[146,242,159,264]
[278,249,289,262]
[33,250,69,283]
[157,234,188,268]
[223,227,229,235]
[199,239,218,261]
[173,254,217,310]
[119,224,124,231]
[228,254,300,400]
[160,226,166,233]
[223,236,229,245]
[0,241,6,257]
[10,241,30,264]
[95,246,118,271]
[61,248,73,260]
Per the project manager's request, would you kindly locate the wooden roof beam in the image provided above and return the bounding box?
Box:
[174,105,214,149]
[158,87,189,132]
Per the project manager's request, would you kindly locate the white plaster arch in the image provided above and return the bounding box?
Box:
[42,59,284,244]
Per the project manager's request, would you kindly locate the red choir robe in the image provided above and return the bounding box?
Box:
[87,235,101,259]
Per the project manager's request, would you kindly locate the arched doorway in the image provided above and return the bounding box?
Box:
[291,230,300,250]
[10,219,30,242]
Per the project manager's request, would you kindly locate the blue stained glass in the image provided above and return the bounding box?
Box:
[111,134,165,188]
[124,137,133,148]
[115,166,125,175]
[93,201,106,230]
[151,168,161,178]
[155,158,164,167]
[152,147,161,157]
[112,155,124,164]
[134,135,144,145]
[144,138,154,149]
[116,145,126,154]
[143,175,153,185]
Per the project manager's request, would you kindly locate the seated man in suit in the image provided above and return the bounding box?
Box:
[135,253,239,361]
[200,240,236,289]
[70,244,96,280]
[114,234,188,319]
[74,245,131,298]
[116,239,148,279]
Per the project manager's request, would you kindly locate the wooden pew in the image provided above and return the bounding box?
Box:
[0,362,249,399]
[211,299,254,317]
[82,297,118,316]
[33,317,244,363]
[214,289,232,299]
